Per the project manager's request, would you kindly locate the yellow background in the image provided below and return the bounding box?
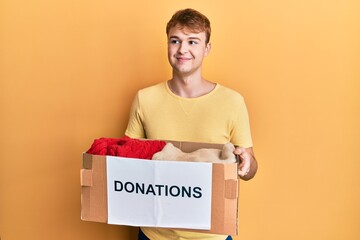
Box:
[1,0,359,239]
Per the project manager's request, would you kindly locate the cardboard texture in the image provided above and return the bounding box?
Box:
[81,141,239,235]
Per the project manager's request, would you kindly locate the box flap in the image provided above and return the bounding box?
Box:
[80,169,93,187]
[225,179,237,199]
[81,153,108,223]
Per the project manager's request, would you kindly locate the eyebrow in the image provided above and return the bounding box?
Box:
[169,36,202,41]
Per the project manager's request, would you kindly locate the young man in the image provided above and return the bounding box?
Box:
[125,8,258,240]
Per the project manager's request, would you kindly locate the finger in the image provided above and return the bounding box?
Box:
[238,155,251,176]
[238,165,250,176]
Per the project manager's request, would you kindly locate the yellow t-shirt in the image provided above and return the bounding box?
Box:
[125,81,253,240]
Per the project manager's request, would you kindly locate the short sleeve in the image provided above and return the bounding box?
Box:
[125,92,146,139]
[230,97,253,148]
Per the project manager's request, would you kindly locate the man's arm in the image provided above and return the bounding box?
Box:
[234,147,258,181]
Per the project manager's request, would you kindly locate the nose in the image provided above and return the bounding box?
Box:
[178,42,188,54]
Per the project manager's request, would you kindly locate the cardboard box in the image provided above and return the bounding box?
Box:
[81,141,239,235]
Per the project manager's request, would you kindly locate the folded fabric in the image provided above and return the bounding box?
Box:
[86,136,167,159]
[152,142,237,163]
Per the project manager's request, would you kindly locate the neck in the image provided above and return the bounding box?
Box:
[168,72,216,98]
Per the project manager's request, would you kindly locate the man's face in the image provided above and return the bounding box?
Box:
[167,25,211,76]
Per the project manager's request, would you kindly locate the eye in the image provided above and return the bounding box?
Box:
[189,40,198,45]
[170,39,180,44]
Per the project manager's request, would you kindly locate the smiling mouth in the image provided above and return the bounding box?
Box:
[176,57,192,62]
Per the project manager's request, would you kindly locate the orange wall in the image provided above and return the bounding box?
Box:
[1,0,359,239]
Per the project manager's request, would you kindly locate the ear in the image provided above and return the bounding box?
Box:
[204,42,211,56]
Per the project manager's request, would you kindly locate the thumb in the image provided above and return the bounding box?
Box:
[233,147,245,156]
